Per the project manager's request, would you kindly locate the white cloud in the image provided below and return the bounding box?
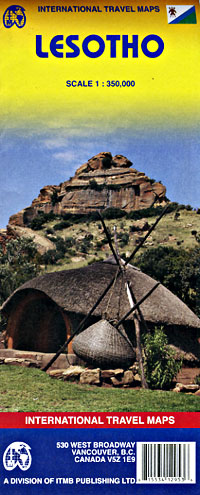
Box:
[53,150,80,162]
[43,137,69,149]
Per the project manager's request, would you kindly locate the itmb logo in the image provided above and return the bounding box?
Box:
[3,442,32,471]
[3,5,26,28]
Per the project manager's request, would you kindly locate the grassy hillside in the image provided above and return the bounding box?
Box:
[0,365,200,412]
[29,206,200,271]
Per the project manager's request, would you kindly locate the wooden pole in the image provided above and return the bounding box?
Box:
[98,212,120,267]
[99,211,149,388]
[113,226,121,261]
[99,215,148,386]
[115,282,160,328]
[126,282,148,389]
[125,204,169,266]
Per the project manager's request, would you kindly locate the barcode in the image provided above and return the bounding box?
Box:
[137,442,196,483]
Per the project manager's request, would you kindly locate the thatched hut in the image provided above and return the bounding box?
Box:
[1,259,200,363]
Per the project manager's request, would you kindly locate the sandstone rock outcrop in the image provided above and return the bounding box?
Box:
[8,152,166,227]
[6,225,55,255]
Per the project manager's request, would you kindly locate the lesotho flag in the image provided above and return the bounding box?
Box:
[167,5,197,23]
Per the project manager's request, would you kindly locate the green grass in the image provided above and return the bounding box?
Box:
[0,365,200,412]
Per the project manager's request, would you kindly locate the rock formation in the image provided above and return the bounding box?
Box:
[9,152,166,227]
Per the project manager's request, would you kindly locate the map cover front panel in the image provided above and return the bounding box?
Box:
[0,0,200,493]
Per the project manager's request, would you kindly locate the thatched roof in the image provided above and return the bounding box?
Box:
[2,260,200,330]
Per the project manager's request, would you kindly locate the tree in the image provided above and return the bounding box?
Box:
[0,237,41,307]
[135,246,200,316]
[180,247,200,317]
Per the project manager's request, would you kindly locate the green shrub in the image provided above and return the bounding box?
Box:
[30,216,45,230]
[89,179,105,191]
[42,211,57,221]
[96,238,109,248]
[102,207,126,220]
[127,203,187,221]
[70,213,89,224]
[51,191,60,206]
[30,211,57,230]
[79,234,93,253]
[89,212,100,221]
[42,249,61,265]
[143,327,182,390]
[45,235,58,243]
[128,206,163,220]
[42,236,75,263]
[53,237,67,255]
[107,184,121,191]
[62,213,73,221]
[119,232,129,247]
[54,220,71,230]
[65,237,74,248]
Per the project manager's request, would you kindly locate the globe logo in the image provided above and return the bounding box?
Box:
[3,442,32,471]
[3,5,26,29]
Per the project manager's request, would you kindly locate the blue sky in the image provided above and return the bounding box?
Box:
[0,125,199,229]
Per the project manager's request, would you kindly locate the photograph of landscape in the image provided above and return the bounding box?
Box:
[0,0,200,413]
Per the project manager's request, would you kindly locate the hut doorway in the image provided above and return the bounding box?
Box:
[6,292,71,353]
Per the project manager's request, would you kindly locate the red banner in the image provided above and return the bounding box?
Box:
[0,412,198,428]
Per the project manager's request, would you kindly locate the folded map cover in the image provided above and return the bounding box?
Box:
[0,0,200,492]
